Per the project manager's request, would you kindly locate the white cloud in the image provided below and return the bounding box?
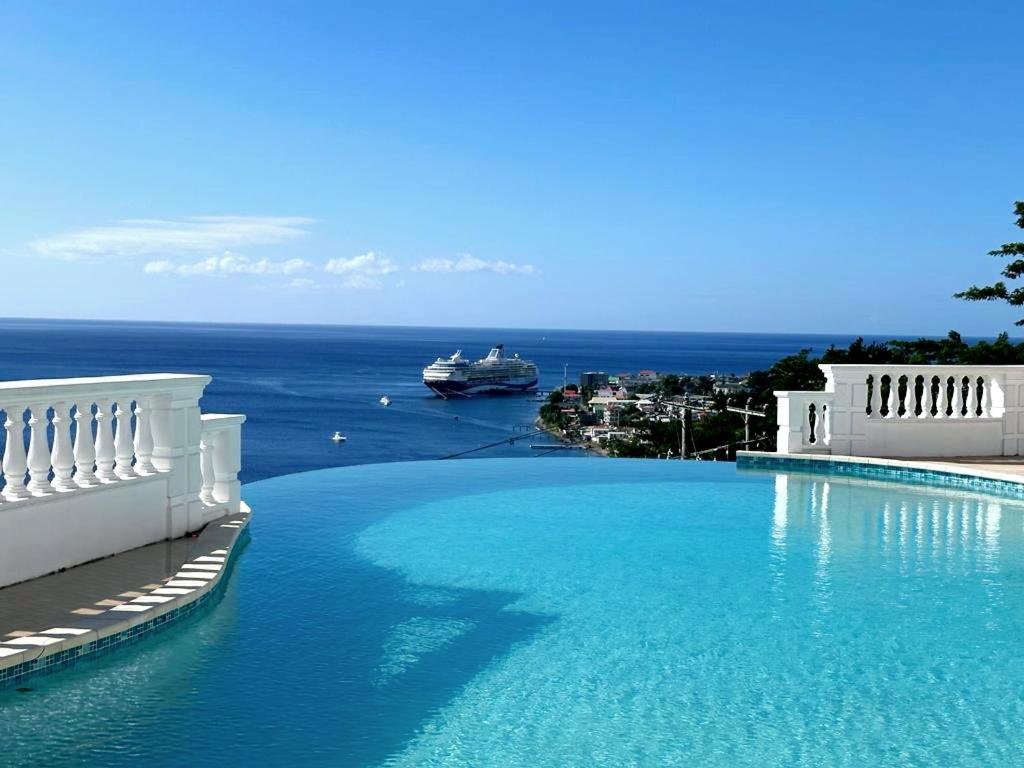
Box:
[31,215,314,261]
[413,253,536,276]
[143,253,313,277]
[324,251,399,289]
[325,252,398,276]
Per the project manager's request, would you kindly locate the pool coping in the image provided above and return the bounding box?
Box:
[736,451,1024,499]
[0,505,251,691]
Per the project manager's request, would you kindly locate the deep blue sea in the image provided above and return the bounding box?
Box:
[0,318,881,482]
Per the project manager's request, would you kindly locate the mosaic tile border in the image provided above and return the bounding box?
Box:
[736,451,1024,500]
[0,512,250,691]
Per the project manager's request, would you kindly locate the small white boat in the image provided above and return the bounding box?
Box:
[380,395,391,407]
[331,431,346,443]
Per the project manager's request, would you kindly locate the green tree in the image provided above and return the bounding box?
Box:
[955,201,1024,324]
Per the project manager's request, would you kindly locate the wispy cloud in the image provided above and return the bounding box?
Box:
[413,253,536,276]
[143,253,313,277]
[325,251,399,289]
[31,215,314,261]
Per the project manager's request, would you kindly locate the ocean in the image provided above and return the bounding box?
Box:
[0,318,876,482]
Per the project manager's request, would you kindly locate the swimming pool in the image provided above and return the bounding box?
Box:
[2,458,1024,766]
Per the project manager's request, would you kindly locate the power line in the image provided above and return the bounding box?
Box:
[437,424,569,460]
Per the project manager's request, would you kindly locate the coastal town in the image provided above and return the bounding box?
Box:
[538,369,767,459]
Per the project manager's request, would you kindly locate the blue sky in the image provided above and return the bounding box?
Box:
[1,1,1021,334]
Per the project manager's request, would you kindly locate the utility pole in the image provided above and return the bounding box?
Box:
[562,363,568,392]
[680,402,689,459]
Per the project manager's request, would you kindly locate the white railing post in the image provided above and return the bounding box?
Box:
[951,377,964,419]
[149,381,207,537]
[50,401,76,491]
[73,401,98,487]
[133,396,156,475]
[94,399,117,482]
[113,398,137,480]
[966,377,979,418]
[2,405,29,501]
[199,435,216,505]
[25,403,52,496]
[199,414,246,516]
[981,376,993,418]
[775,392,803,453]
[886,372,898,418]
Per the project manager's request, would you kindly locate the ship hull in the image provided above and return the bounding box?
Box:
[424,378,538,397]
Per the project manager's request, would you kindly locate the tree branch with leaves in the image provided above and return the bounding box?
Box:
[955,201,1024,324]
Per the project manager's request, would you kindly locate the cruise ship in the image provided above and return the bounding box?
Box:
[423,345,539,397]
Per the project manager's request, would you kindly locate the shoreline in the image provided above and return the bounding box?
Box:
[535,417,609,457]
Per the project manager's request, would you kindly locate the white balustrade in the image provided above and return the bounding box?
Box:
[775,364,1024,458]
[0,374,246,588]
[199,413,246,514]
[775,391,834,453]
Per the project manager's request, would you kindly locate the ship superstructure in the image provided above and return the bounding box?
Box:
[423,345,539,397]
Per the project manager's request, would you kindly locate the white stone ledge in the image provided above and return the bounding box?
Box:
[0,373,210,402]
[0,471,165,510]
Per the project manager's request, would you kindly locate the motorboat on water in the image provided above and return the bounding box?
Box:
[380,395,391,406]
[331,431,346,443]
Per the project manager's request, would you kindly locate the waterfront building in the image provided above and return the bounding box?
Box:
[580,371,609,389]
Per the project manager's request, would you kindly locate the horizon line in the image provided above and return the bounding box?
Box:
[0,314,1018,341]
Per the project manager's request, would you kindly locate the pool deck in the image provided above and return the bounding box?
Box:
[0,507,250,686]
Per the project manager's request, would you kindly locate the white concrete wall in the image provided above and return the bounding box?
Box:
[0,476,171,586]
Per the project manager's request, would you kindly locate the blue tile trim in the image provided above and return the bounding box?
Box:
[736,454,1024,500]
[0,527,249,691]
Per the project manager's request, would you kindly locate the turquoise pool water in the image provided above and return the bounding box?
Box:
[3,458,1024,766]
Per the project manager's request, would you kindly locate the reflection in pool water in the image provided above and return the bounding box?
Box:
[2,459,1024,767]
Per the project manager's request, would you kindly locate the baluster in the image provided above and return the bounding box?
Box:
[981,376,992,417]
[934,375,946,418]
[94,399,117,482]
[868,374,880,417]
[199,435,216,504]
[951,376,964,418]
[922,376,934,419]
[819,404,830,445]
[50,401,76,491]
[25,403,52,495]
[965,375,979,418]
[73,401,97,487]
[133,397,156,475]
[886,373,898,418]
[114,398,137,479]
[899,374,912,418]
[2,405,29,500]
